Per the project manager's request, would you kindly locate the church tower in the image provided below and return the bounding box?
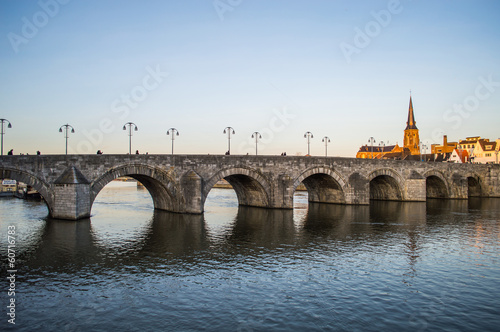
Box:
[404,95,420,155]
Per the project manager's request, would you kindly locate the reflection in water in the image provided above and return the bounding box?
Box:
[25,218,97,271]
[141,211,207,256]
[228,207,295,248]
[0,185,499,332]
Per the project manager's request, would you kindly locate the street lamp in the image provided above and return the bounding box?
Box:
[368,137,376,159]
[421,142,428,161]
[223,126,235,155]
[304,131,313,156]
[419,141,427,161]
[0,118,12,156]
[58,124,75,155]
[379,141,385,160]
[251,132,261,155]
[322,136,330,157]
[166,128,179,155]
[122,122,138,154]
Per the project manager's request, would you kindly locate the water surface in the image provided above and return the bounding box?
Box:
[1,181,499,331]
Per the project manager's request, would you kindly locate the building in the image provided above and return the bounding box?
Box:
[458,136,483,154]
[403,95,420,155]
[431,135,458,154]
[456,137,499,164]
[470,138,499,164]
[356,144,409,159]
[448,149,469,163]
[356,95,420,159]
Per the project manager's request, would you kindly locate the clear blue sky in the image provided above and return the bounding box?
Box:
[1,0,499,156]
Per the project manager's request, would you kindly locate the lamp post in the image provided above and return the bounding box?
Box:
[421,143,427,161]
[122,122,138,154]
[322,136,330,157]
[58,124,75,155]
[166,128,179,155]
[379,141,385,160]
[223,127,235,155]
[418,141,427,161]
[368,137,376,159]
[304,131,313,156]
[0,118,12,156]
[495,147,499,164]
[251,132,261,155]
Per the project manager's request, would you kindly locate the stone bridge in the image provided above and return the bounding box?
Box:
[1,155,499,220]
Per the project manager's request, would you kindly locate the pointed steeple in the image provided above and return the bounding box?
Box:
[405,95,418,130]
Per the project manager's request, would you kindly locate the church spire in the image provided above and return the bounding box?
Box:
[405,95,417,130]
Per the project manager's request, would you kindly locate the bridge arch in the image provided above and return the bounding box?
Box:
[90,164,182,212]
[0,167,53,214]
[464,172,483,197]
[368,168,404,201]
[203,167,271,208]
[424,170,449,198]
[293,167,347,204]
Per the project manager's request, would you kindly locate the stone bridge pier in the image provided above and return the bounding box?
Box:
[1,155,499,220]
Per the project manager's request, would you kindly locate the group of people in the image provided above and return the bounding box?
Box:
[6,149,41,155]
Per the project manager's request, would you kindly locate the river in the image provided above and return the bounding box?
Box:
[1,181,499,331]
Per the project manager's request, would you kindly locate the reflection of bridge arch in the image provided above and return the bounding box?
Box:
[90,164,181,212]
[368,168,404,201]
[423,170,449,198]
[293,167,347,204]
[0,167,52,214]
[203,167,271,208]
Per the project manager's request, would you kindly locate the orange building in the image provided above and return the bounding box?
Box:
[356,144,409,159]
[403,96,420,155]
[431,135,458,154]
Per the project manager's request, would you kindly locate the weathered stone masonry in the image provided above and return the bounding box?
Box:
[1,154,499,220]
